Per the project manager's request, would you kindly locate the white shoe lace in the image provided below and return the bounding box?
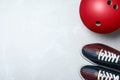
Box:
[98,70,119,80]
[98,49,120,63]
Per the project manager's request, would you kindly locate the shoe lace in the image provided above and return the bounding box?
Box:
[98,49,120,63]
[98,70,119,80]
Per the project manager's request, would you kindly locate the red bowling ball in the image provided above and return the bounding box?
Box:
[80,0,120,34]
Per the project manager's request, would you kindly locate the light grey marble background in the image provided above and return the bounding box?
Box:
[0,0,120,80]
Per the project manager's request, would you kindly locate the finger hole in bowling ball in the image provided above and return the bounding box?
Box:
[96,21,101,27]
[113,4,119,10]
[107,0,112,5]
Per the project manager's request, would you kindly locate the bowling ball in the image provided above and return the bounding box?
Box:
[80,0,120,34]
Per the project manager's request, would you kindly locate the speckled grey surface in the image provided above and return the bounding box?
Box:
[0,0,120,80]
